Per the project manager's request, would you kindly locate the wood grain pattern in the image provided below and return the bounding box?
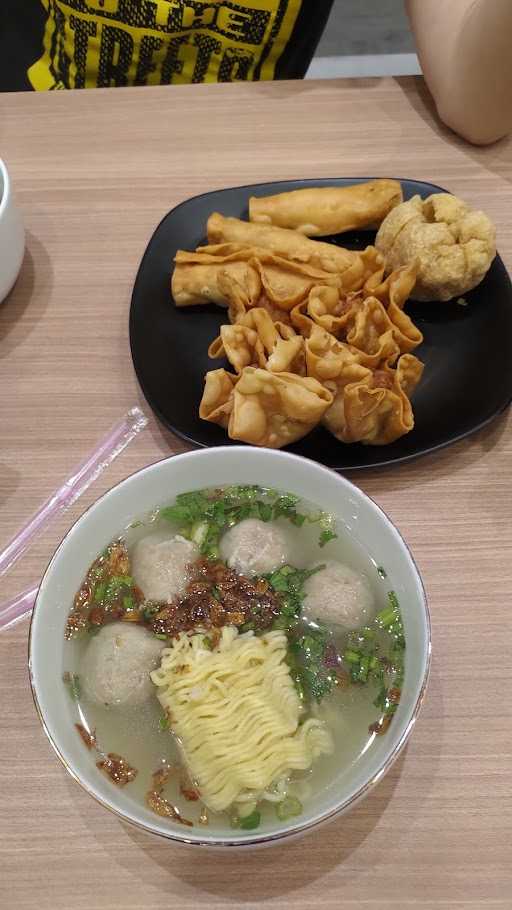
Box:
[1,77,511,910]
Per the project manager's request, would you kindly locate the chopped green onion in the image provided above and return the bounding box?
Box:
[290,512,306,527]
[71,676,81,699]
[358,627,377,641]
[203,636,213,650]
[63,672,81,700]
[387,590,400,611]
[376,605,399,628]
[155,633,168,641]
[357,655,370,682]
[158,715,169,731]
[93,583,106,602]
[123,595,135,611]
[104,574,133,601]
[292,673,305,701]
[111,575,133,586]
[272,615,292,631]
[280,599,298,618]
[160,486,336,561]
[342,593,405,734]
[272,494,301,520]
[288,624,337,702]
[377,566,387,579]
[190,520,209,547]
[239,810,261,830]
[257,501,273,522]
[344,649,362,664]
[276,796,303,821]
[239,622,255,633]
[319,529,337,547]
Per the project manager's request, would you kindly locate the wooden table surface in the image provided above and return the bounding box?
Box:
[1,77,511,910]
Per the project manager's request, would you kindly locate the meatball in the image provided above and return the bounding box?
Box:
[131,533,198,602]
[220,519,290,576]
[303,561,374,630]
[80,623,164,707]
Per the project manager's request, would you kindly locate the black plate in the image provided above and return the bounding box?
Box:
[130,178,512,470]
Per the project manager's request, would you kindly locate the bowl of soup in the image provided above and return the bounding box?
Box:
[29,447,430,847]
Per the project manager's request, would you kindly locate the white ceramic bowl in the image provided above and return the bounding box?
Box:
[29,447,430,847]
[0,158,25,303]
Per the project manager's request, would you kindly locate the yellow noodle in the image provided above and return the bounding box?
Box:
[151,627,333,813]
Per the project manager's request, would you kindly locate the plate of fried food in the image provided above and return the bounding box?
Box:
[130,177,512,470]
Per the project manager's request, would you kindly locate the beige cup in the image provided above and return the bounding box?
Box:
[0,158,25,302]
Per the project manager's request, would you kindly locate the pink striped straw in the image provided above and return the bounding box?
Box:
[0,585,39,632]
[0,406,148,631]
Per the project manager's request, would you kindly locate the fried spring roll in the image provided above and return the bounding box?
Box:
[171,257,260,308]
[207,212,355,274]
[249,179,403,237]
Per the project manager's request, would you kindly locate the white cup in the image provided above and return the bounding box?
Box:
[0,158,25,303]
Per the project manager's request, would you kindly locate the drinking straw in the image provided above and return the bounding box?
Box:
[0,406,148,630]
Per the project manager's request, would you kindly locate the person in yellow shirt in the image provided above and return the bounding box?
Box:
[7,1,332,89]
[2,1,512,145]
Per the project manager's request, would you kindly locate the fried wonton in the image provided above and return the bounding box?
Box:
[249,180,403,236]
[306,325,372,387]
[199,369,237,429]
[212,271,295,328]
[292,261,422,359]
[362,262,423,353]
[208,308,305,375]
[207,212,356,274]
[305,324,423,444]
[344,298,402,367]
[199,366,333,448]
[250,254,340,312]
[335,246,385,293]
[208,323,266,374]
[291,285,355,338]
[323,353,424,446]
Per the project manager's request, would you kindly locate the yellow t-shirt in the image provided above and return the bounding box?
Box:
[28,0,306,90]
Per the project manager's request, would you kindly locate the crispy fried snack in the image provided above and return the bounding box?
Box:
[199,369,237,430]
[207,212,356,274]
[173,195,433,450]
[330,355,423,445]
[375,193,496,301]
[200,366,333,448]
[249,180,403,236]
[291,263,422,359]
[360,262,423,353]
[208,308,305,375]
[172,243,340,312]
[345,298,402,367]
[305,325,423,445]
[171,254,260,308]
